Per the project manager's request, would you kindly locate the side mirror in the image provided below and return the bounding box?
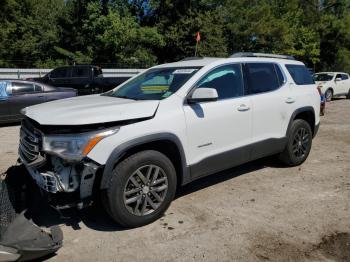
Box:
[188,88,218,103]
[335,77,342,82]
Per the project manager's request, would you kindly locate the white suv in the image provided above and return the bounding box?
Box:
[19,53,320,227]
[314,72,350,101]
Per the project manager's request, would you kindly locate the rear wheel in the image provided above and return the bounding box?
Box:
[279,119,313,166]
[104,150,177,227]
[347,89,350,99]
[325,89,333,101]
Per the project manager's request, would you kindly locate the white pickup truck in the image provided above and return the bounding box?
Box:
[314,72,350,101]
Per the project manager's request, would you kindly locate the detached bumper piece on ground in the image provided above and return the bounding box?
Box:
[0,166,63,262]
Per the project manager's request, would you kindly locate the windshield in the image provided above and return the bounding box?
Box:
[314,73,334,81]
[0,81,8,97]
[106,67,201,100]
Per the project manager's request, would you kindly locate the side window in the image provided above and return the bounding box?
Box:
[335,74,342,80]
[0,81,9,97]
[93,67,103,77]
[341,74,349,80]
[12,82,35,94]
[285,64,314,85]
[72,67,90,78]
[245,63,281,94]
[50,68,70,78]
[34,84,43,92]
[196,64,244,99]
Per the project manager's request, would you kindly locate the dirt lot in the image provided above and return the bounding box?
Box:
[0,99,349,261]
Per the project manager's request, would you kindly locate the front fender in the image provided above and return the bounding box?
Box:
[99,133,190,189]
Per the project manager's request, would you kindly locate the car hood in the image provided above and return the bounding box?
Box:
[23,95,159,125]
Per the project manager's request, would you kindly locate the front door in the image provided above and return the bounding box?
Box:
[49,67,72,87]
[183,64,252,178]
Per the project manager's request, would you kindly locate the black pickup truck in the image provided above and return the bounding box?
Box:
[29,65,131,95]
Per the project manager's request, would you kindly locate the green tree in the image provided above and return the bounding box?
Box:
[0,0,65,67]
[81,2,164,67]
[149,0,228,62]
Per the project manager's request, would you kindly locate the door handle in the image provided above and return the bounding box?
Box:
[237,104,250,112]
[285,97,295,104]
[37,95,44,98]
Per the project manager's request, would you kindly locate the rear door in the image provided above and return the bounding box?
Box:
[244,62,291,159]
[8,82,46,119]
[334,73,346,95]
[341,74,350,94]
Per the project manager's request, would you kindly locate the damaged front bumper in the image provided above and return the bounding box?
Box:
[0,212,63,262]
[0,170,63,262]
[18,118,103,210]
[20,156,101,210]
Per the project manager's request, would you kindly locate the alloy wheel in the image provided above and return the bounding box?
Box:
[292,127,310,158]
[325,90,332,101]
[123,165,168,216]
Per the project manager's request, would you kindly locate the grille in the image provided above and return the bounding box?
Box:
[19,121,41,164]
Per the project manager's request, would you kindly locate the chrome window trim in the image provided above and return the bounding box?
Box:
[184,61,288,103]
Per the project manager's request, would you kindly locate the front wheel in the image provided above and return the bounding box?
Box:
[325,89,333,102]
[347,89,350,99]
[279,119,313,166]
[104,150,177,228]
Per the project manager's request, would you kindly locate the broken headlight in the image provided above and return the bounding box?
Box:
[42,128,119,161]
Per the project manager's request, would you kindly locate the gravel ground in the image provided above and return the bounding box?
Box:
[0,99,349,261]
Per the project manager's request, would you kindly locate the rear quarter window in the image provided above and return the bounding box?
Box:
[286,64,314,85]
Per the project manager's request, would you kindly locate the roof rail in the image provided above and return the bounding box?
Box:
[180,57,207,61]
[230,52,295,60]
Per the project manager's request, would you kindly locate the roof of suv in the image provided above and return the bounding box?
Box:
[315,72,348,75]
[155,56,304,69]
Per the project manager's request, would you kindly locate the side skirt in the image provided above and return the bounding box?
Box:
[188,137,287,182]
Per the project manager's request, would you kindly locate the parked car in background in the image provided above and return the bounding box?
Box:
[28,65,131,95]
[314,72,350,101]
[0,80,76,124]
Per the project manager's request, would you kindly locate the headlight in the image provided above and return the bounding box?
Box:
[42,128,119,161]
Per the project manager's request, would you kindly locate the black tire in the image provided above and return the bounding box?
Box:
[279,119,313,166]
[104,150,177,228]
[347,89,350,99]
[325,89,333,102]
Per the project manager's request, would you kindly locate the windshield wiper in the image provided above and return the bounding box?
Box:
[112,95,139,100]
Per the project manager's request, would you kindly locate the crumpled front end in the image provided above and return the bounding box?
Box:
[18,118,101,209]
